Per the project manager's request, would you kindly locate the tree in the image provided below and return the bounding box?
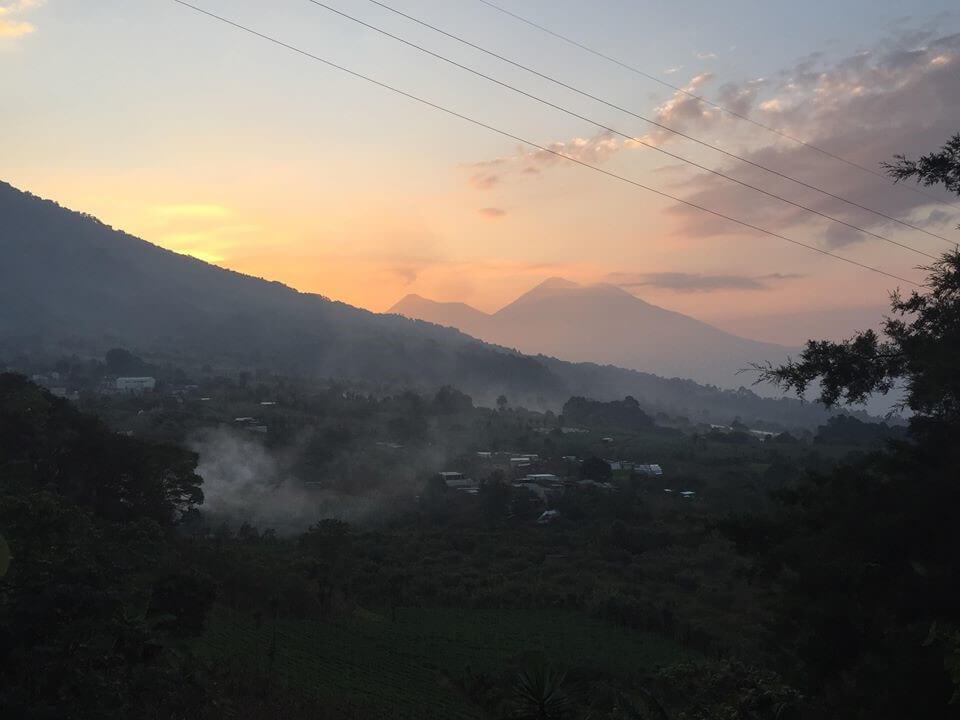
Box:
[497,394,509,411]
[432,385,474,414]
[730,136,960,718]
[882,132,960,197]
[105,347,152,376]
[580,457,612,482]
[758,250,960,435]
[479,470,510,528]
[0,375,212,718]
[511,664,572,720]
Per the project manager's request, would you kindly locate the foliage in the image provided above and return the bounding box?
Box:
[580,456,613,481]
[882,132,960,197]
[0,374,212,719]
[729,139,960,718]
[511,665,572,720]
[758,249,960,425]
[563,396,654,430]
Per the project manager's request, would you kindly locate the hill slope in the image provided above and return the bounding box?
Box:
[392,279,793,389]
[0,180,844,429]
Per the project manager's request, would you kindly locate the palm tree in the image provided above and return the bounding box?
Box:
[511,665,572,719]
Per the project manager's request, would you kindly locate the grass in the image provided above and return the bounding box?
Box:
[199,606,688,719]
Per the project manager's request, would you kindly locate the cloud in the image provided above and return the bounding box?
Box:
[664,66,684,75]
[662,28,960,246]
[469,173,500,190]
[695,51,718,60]
[466,71,726,182]
[478,207,506,219]
[608,271,803,293]
[0,0,43,38]
[466,130,630,188]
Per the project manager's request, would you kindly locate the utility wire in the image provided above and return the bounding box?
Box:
[475,0,960,213]
[168,0,923,288]
[303,0,939,260]
[362,0,955,248]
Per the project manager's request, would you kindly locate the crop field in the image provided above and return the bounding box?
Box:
[199,606,688,719]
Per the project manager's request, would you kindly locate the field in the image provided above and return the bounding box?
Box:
[199,605,690,718]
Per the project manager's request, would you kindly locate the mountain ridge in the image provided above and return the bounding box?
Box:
[390,279,794,389]
[0,179,853,429]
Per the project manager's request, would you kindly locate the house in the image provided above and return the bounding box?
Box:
[634,464,663,477]
[476,451,493,459]
[680,491,696,499]
[601,437,614,444]
[525,473,560,484]
[115,376,156,393]
[439,471,478,492]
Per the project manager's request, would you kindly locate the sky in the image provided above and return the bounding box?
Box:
[2,0,959,344]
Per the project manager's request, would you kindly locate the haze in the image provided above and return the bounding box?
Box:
[3,0,958,345]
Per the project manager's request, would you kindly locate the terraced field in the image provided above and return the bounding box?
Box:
[200,606,688,719]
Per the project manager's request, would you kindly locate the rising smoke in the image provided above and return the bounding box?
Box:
[189,428,408,534]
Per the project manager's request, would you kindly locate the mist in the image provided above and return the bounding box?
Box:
[190,428,406,534]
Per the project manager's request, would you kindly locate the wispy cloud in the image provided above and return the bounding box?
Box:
[665,28,960,246]
[695,51,718,60]
[608,271,803,293]
[465,130,628,188]
[469,173,501,190]
[0,0,43,38]
[478,207,507,219]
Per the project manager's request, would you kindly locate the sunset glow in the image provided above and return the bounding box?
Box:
[3,0,958,342]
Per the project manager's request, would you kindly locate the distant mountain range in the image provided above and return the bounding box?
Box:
[0,180,854,429]
[391,279,794,390]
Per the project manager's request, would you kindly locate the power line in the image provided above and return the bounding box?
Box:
[168,0,923,288]
[474,0,960,213]
[360,0,955,249]
[303,0,939,260]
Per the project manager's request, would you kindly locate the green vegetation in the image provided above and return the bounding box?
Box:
[199,607,687,719]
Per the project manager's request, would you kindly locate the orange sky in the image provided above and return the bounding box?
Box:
[3,0,956,344]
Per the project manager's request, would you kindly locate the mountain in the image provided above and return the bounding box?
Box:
[391,279,793,390]
[0,180,850,429]
[0,181,559,399]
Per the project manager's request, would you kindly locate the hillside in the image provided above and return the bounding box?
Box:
[391,278,794,390]
[0,180,846,429]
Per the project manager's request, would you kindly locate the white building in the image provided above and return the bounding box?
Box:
[115,377,156,393]
[634,464,663,476]
[439,471,478,492]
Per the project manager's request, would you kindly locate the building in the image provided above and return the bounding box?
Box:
[115,377,156,393]
[634,464,663,477]
[439,471,478,493]
[525,473,560,483]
